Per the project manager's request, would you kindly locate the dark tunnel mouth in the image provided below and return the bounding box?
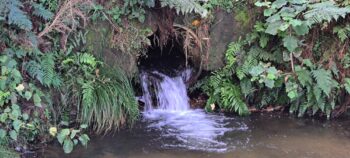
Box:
[137,34,192,77]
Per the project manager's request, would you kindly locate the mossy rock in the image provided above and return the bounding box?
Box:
[86,21,138,76]
[206,8,251,71]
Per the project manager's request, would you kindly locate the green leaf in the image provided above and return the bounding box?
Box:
[265,21,283,35]
[249,65,264,76]
[0,113,8,123]
[12,120,22,132]
[22,113,29,120]
[32,3,54,20]
[57,129,70,144]
[33,93,42,107]
[8,2,33,30]
[289,19,302,27]
[344,78,350,94]
[259,34,269,48]
[63,139,74,154]
[255,1,271,7]
[288,91,298,99]
[264,8,276,16]
[0,129,7,139]
[283,35,298,52]
[80,124,88,129]
[312,69,333,96]
[24,91,32,100]
[70,130,80,139]
[264,79,275,88]
[271,0,287,9]
[293,23,309,35]
[61,129,70,136]
[9,130,17,140]
[295,66,312,87]
[78,134,90,147]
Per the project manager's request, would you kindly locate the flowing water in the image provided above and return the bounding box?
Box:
[45,69,350,158]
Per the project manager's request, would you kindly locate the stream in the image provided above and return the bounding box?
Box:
[45,69,350,158]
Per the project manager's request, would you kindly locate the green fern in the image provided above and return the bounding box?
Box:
[220,81,249,115]
[160,0,208,17]
[203,71,249,116]
[333,25,350,42]
[79,53,97,68]
[304,1,350,24]
[0,0,33,30]
[295,66,312,87]
[311,69,336,96]
[32,2,54,21]
[41,53,61,88]
[25,61,43,83]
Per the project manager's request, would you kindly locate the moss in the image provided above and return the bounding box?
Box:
[234,8,250,27]
[0,145,19,158]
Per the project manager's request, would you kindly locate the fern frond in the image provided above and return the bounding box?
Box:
[220,80,249,115]
[311,69,335,96]
[344,78,350,94]
[2,0,33,30]
[304,1,350,24]
[295,66,312,87]
[25,61,43,83]
[41,53,61,87]
[160,0,208,17]
[79,53,97,68]
[32,2,54,21]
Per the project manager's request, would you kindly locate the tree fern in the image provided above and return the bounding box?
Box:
[160,0,208,17]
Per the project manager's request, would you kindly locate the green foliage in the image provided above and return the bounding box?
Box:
[0,51,46,149]
[333,25,350,42]
[202,70,249,116]
[60,53,139,134]
[56,125,89,154]
[304,1,350,24]
[25,52,61,88]
[201,41,250,116]
[31,2,54,21]
[204,0,235,12]
[0,0,32,30]
[255,0,350,53]
[0,145,19,158]
[160,0,208,17]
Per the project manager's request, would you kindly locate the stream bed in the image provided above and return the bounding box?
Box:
[45,113,350,158]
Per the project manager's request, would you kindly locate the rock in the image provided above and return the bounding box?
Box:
[206,8,251,71]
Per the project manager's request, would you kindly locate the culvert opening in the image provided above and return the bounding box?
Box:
[138,34,192,76]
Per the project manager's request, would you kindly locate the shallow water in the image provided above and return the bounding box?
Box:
[45,69,350,158]
[45,113,350,158]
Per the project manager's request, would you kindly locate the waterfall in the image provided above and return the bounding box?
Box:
[140,69,191,111]
[140,69,246,152]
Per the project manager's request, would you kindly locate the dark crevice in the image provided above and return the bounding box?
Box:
[138,34,192,76]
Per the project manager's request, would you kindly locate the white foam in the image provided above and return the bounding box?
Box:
[140,70,248,152]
